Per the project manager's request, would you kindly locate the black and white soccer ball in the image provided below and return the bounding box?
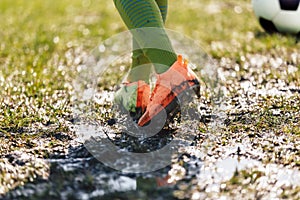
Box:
[252,0,300,34]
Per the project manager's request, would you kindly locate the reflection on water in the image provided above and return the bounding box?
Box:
[194,150,300,197]
[4,141,300,200]
[4,142,177,200]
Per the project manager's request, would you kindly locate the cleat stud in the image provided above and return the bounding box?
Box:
[183,59,188,68]
[178,55,183,63]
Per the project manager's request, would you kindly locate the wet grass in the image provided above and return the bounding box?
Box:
[0,0,300,199]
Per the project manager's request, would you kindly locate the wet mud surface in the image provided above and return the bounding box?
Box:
[1,50,299,200]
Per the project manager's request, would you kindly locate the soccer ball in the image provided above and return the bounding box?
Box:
[252,0,300,34]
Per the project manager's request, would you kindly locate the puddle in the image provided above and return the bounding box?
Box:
[2,138,176,200]
[199,157,300,187]
[180,144,300,199]
[3,137,300,200]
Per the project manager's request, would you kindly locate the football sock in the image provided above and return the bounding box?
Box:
[114,0,177,74]
[155,0,168,23]
[128,0,169,82]
[127,39,152,83]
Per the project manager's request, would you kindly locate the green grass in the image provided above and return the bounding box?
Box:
[0,0,119,133]
[0,0,299,134]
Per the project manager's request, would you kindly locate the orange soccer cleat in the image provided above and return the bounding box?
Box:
[114,80,150,121]
[138,55,200,127]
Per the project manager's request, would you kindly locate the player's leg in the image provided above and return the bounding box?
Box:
[127,0,168,83]
[114,39,151,121]
[126,0,200,126]
[134,1,200,126]
[129,0,168,82]
[128,39,152,83]
[113,0,200,125]
[113,0,177,73]
[113,0,175,119]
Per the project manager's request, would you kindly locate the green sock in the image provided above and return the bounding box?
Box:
[126,61,152,83]
[127,39,152,83]
[155,0,168,23]
[129,0,168,82]
[114,0,177,74]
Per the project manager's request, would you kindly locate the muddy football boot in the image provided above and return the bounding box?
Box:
[114,80,150,121]
[138,55,200,127]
